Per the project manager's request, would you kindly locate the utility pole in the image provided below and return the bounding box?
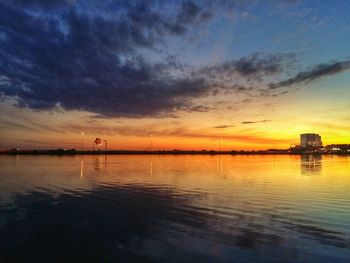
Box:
[81,132,84,151]
[104,140,107,151]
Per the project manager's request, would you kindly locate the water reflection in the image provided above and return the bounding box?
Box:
[93,155,107,171]
[0,155,349,262]
[0,185,191,262]
[216,155,223,176]
[0,184,348,262]
[149,158,153,176]
[80,159,84,179]
[300,155,322,175]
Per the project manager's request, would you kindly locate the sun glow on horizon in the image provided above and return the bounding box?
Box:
[0,1,349,150]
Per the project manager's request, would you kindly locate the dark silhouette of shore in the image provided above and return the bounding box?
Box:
[1,148,349,155]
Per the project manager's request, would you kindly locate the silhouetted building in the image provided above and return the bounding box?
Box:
[300,133,322,148]
[325,144,350,153]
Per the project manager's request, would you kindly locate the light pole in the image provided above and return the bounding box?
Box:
[150,134,153,152]
[103,140,107,151]
[81,132,84,151]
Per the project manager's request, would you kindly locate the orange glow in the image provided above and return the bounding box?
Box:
[0,92,350,150]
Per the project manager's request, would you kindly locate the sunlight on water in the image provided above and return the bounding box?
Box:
[0,155,349,262]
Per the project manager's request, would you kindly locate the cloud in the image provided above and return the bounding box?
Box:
[0,117,66,133]
[0,0,216,118]
[187,105,213,112]
[241,120,271,124]
[269,60,350,89]
[201,53,293,77]
[10,0,73,9]
[177,0,213,25]
[213,125,234,129]
[0,0,339,118]
[59,122,291,145]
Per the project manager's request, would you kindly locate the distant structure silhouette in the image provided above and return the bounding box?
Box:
[300,133,322,148]
[93,138,107,151]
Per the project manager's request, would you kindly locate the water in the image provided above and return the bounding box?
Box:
[0,154,349,262]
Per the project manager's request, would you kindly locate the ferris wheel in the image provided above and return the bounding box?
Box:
[93,137,107,151]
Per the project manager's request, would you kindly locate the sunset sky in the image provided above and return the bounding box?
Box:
[0,0,349,150]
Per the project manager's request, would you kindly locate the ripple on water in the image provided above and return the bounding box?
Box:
[0,155,349,262]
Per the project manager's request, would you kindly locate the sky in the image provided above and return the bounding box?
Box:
[0,0,350,150]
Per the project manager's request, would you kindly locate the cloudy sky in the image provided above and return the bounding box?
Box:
[0,0,349,150]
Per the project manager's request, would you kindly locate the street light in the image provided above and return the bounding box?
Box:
[81,132,84,151]
[103,140,107,151]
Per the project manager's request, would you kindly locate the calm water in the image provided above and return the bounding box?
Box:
[0,155,349,262]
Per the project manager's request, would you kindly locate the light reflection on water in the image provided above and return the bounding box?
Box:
[300,154,322,175]
[0,155,349,262]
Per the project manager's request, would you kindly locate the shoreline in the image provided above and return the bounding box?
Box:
[1,149,349,156]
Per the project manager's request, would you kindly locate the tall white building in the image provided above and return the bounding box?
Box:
[300,133,322,148]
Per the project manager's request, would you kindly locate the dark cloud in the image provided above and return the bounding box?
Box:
[10,0,73,9]
[188,105,212,112]
[269,60,350,89]
[202,53,293,76]
[0,0,344,118]
[177,0,209,24]
[213,125,234,129]
[241,120,271,124]
[0,0,216,118]
[198,53,295,86]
